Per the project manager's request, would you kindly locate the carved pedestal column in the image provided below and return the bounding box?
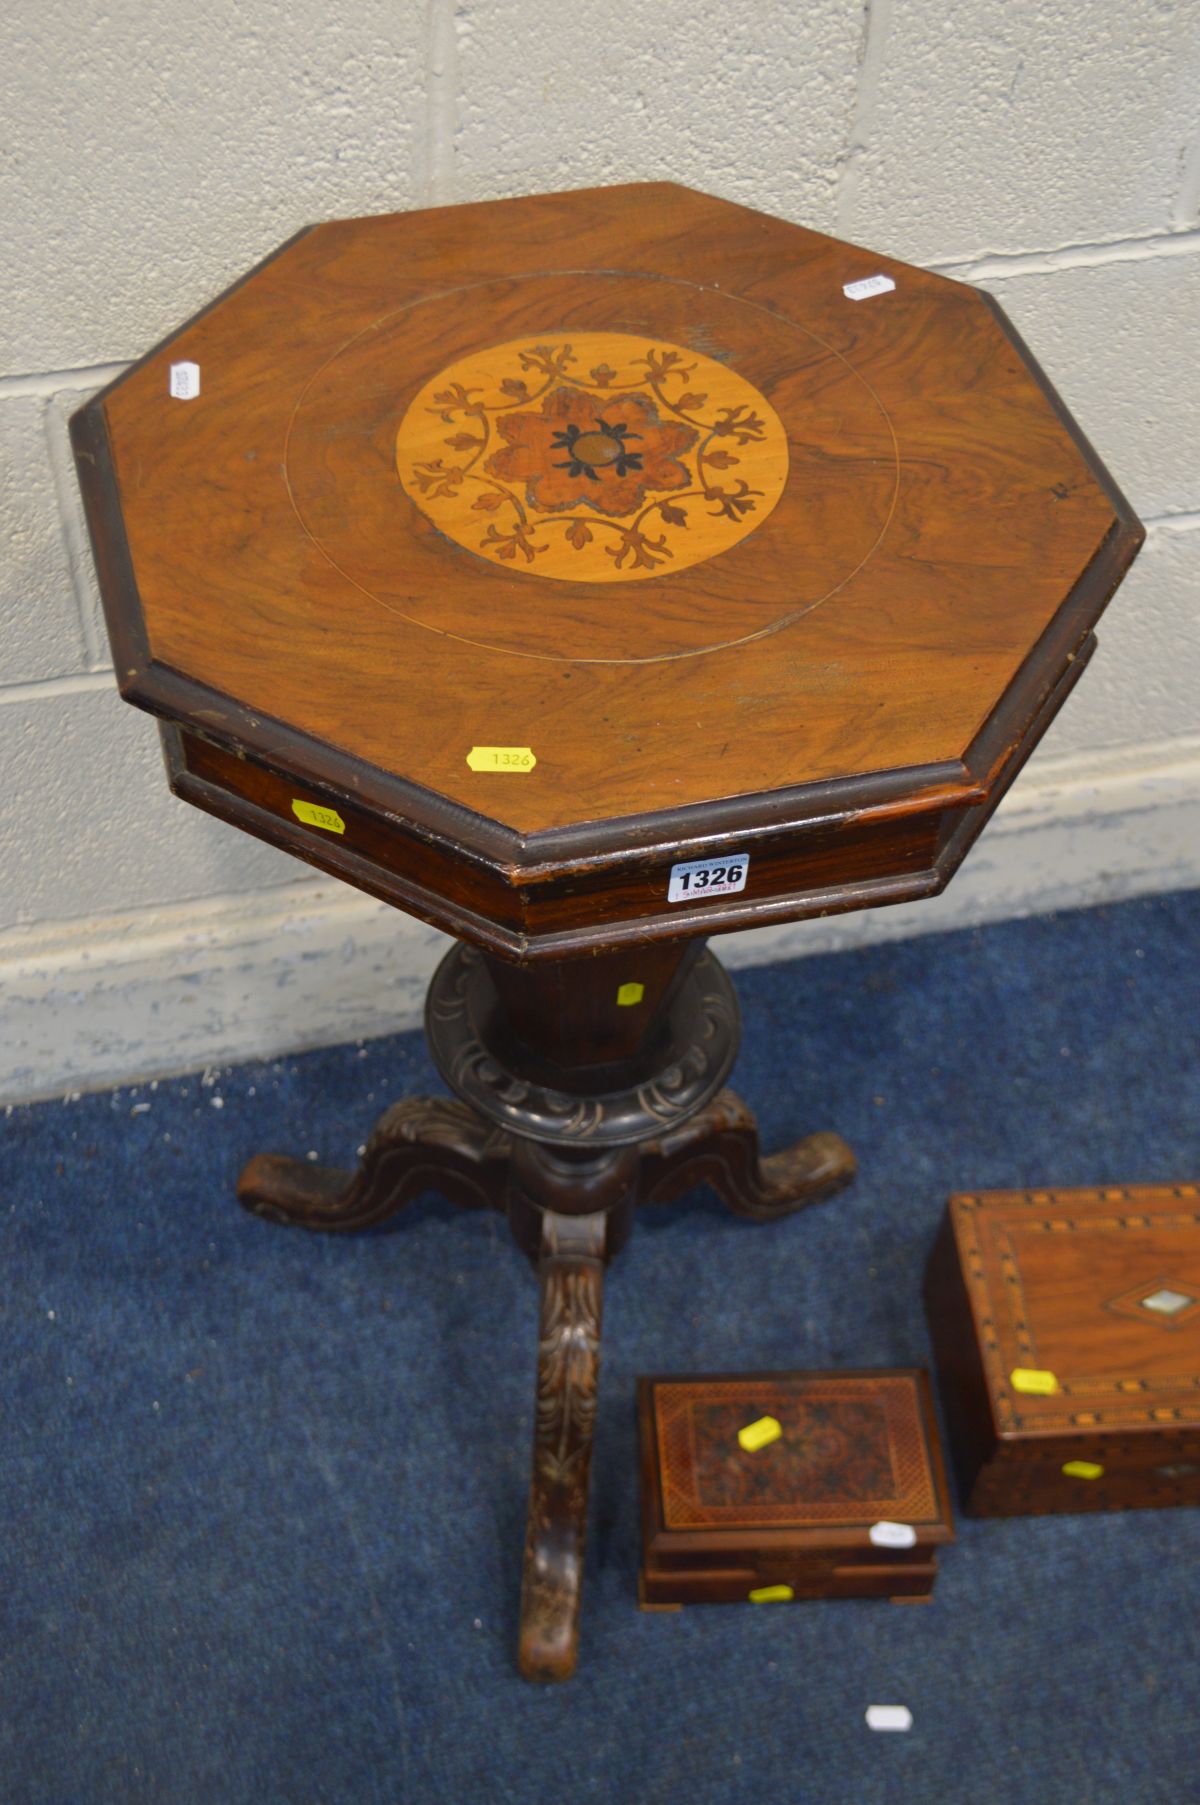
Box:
[237,937,855,1680]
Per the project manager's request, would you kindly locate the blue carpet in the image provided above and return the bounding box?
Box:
[2,889,1198,1805]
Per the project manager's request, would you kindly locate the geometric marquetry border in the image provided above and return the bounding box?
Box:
[950,1185,1200,1433]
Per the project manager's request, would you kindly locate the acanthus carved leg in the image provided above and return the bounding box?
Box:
[518,1208,606,1683]
[636,1086,856,1221]
[236,1096,511,1231]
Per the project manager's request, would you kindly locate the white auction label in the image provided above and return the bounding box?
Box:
[866,1706,913,1733]
[667,853,749,904]
[843,274,896,302]
[169,361,201,400]
[869,1520,917,1549]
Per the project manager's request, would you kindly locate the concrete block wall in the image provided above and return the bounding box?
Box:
[3,0,1198,1101]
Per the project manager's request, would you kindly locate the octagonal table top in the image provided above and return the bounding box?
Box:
[73,183,1142,956]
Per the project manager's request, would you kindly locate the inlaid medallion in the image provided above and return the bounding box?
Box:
[284,269,898,665]
[395,333,789,583]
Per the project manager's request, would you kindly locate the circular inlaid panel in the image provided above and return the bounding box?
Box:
[286,272,898,664]
[393,333,789,584]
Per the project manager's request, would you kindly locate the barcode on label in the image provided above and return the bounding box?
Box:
[843,274,895,302]
[667,853,749,904]
[169,361,201,400]
[869,1520,917,1549]
[865,1705,912,1733]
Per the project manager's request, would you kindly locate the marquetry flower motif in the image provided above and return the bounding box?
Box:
[396,332,789,584]
[486,388,697,518]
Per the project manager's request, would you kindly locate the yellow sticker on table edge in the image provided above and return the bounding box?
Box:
[738,1415,782,1453]
[291,799,345,835]
[616,982,645,1007]
[1010,1367,1060,1396]
[1062,1460,1104,1481]
[466,746,537,773]
[748,1584,794,1604]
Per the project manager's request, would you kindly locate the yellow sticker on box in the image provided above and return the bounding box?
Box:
[291,799,345,835]
[466,746,537,773]
[616,982,645,1007]
[737,1415,782,1453]
[748,1584,794,1604]
[1062,1460,1104,1481]
[1010,1367,1060,1396]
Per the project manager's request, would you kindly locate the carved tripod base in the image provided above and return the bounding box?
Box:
[236,941,856,1682]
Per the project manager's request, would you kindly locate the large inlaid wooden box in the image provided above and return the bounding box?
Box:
[637,1371,954,1607]
[925,1184,1200,1515]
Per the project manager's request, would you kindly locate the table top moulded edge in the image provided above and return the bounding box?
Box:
[69,186,1145,962]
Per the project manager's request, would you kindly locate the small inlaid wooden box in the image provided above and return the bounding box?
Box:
[925,1184,1200,1516]
[637,1371,954,1607]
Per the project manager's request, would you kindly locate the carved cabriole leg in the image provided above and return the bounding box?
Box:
[237,1096,510,1231]
[637,1087,857,1220]
[518,1208,607,1684]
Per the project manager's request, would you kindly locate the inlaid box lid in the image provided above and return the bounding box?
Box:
[946,1185,1200,1438]
[638,1369,954,1557]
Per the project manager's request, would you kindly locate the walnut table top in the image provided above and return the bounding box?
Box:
[73,182,1142,958]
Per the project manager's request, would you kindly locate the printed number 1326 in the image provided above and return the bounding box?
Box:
[678,864,741,891]
[667,854,750,904]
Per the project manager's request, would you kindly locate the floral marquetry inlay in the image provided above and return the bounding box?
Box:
[396,333,789,583]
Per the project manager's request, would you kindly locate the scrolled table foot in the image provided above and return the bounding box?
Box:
[637,1086,856,1221]
[236,1095,510,1231]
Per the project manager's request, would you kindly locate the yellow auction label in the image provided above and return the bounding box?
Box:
[466,746,537,772]
[748,1585,794,1604]
[1010,1367,1060,1396]
[291,799,345,835]
[1062,1460,1104,1481]
[738,1415,783,1453]
[616,982,645,1007]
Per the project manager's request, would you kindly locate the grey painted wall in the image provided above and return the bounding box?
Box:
[2,0,1198,1098]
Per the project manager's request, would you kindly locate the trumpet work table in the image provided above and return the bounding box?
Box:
[72,182,1143,1681]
